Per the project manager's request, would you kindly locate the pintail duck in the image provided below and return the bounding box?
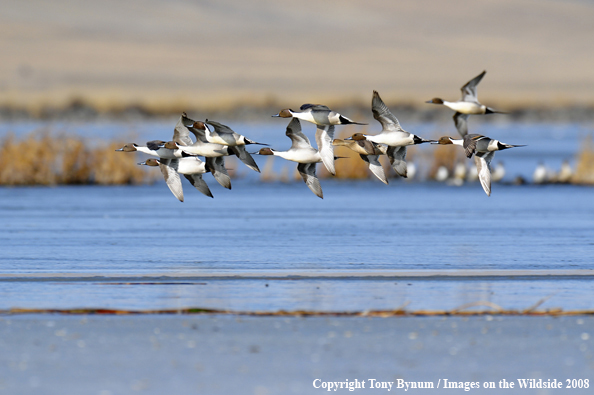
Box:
[139,157,215,202]
[273,104,365,176]
[175,114,261,173]
[364,90,434,178]
[115,113,200,158]
[202,120,267,147]
[115,113,203,158]
[198,120,263,173]
[435,134,525,196]
[115,141,183,159]
[272,104,366,176]
[272,104,366,126]
[257,118,328,198]
[332,133,389,184]
[426,71,505,137]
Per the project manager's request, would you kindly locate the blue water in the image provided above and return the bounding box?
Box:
[1,120,593,312]
[1,180,593,311]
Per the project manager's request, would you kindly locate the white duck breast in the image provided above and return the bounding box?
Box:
[173,157,208,175]
[366,91,433,147]
[162,158,213,199]
[180,114,261,173]
[426,71,505,135]
[365,91,434,177]
[272,118,322,163]
[178,141,229,157]
[273,104,365,126]
[116,142,183,159]
[203,121,245,146]
[442,101,485,114]
[261,118,325,198]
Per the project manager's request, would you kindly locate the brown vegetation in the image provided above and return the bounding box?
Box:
[0,132,155,185]
[572,134,594,185]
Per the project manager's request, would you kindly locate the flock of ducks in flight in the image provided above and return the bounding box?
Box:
[117,71,524,201]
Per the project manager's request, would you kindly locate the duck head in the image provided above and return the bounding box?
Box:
[350,133,367,141]
[272,109,294,118]
[257,148,275,155]
[192,121,207,131]
[426,98,444,104]
[115,143,138,152]
[434,136,455,145]
[163,141,178,150]
[138,159,160,166]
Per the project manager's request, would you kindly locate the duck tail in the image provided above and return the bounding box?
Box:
[485,107,508,114]
[413,135,436,145]
[338,115,367,125]
[244,137,268,146]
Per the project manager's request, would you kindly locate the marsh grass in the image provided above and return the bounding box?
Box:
[323,126,383,180]
[425,143,467,180]
[0,132,156,185]
[572,134,594,185]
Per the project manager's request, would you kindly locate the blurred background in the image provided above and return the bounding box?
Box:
[1,0,593,114]
[0,0,593,186]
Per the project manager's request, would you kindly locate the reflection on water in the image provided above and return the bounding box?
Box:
[1,181,593,311]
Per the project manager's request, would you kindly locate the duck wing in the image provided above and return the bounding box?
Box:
[460,70,486,102]
[297,162,323,199]
[183,174,213,198]
[172,116,196,146]
[157,159,184,202]
[205,156,231,190]
[386,146,408,177]
[315,125,336,175]
[205,120,237,136]
[300,103,331,112]
[474,151,494,196]
[463,134,484,158]
[453,112,470,137]
[372,90,403,133]
[229,145,260,173]
[359,154,388,184]
[285,118,312,149]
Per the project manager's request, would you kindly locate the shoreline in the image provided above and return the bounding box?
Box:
[0,100,593,123]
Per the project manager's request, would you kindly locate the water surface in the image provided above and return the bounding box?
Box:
[1,181,593,311]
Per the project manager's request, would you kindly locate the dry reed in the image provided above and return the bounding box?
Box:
[572,134,594,185]
[425,143,466,180]
[0,132,155,185]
